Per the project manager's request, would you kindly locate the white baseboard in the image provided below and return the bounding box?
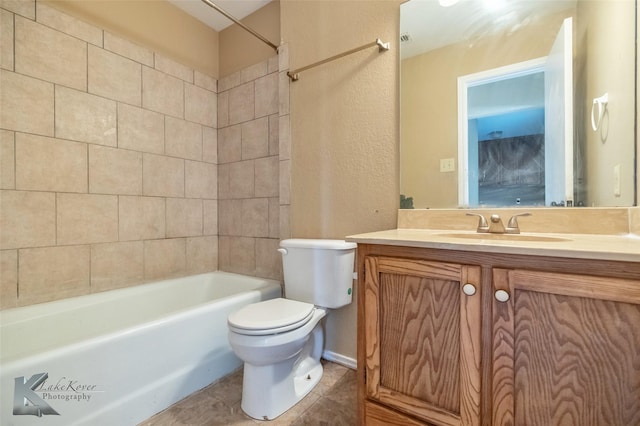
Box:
[322,350,357,370]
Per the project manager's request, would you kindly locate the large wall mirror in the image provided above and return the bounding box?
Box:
[400,0,637,209]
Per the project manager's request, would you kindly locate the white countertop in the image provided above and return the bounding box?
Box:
[346,229,640,262]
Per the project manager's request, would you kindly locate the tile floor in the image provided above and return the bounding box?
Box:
[139,361,357,425]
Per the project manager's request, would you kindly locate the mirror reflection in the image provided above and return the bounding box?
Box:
[400,0,636,209]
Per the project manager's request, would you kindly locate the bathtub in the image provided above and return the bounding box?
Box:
[0,272,281,426]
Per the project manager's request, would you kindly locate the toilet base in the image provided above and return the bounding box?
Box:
[240,323,324,420]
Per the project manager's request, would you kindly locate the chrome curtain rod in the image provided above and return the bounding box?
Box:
[200,0,279,51]
[287,38,390,82]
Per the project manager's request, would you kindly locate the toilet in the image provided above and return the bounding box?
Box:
[227,238,357,420]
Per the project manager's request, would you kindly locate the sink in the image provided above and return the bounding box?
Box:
[436,233,570,243]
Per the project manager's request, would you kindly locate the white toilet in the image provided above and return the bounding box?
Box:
[227,238,357,420]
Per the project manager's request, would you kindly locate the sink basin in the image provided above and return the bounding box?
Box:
[437,233,570,243]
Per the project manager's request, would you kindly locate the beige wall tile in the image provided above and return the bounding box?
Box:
[279,71,290,115]
[15,16,87,91]
[241,60,268,83]
[1,130,15,189]
[225,236,255,275]
[91,241,144,292]
[55,86,117,146]
[165,116,202,160]
[202,126,217,164]
[186,236,218,274]
[269,113,279,155]
[255,238,282,280]
[144,238,186,281]
[57,193,118,245]
[218,125,241,164]
[255,72,278,118]
[217,90,229,128]
[279,159,290,205]
[203,199,218,236]
[219,199,242,236]
[0,190,55,249]
[194,71,217,92]
[143,153,184,197]
[36,3,102,46]
[119,195,165,241]
[255,156,279,198]
[1,0,34,19]
[269,197,279,238]
[242,117,269,160]
[268,55,279,74]
[242,198,269,237]
[185,83,217,127]
[280,205,291,239]
[279,114,291,160]
[229,81,254,125]
[0,69,54,136]
[142,66,184,118]
[15,133,87,193]
[229,160,255,198]
[166,198,203,238]
[1,249,18,309]
[186,160,217,199]
[19,245,90,305]
[218,70,241,92]
[1,9,14,70]
[89,145,142,195]
[155,54,193,83]
[217,235,230,271]
[88,45,141,106]
[104,31,153,66]
[217,163,230,200]
[278,44,289,72]
[118,103,164,154]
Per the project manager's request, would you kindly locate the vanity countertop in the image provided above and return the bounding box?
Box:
[346,229,640,262]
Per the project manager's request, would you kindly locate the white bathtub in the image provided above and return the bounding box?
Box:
[0,272,281,426]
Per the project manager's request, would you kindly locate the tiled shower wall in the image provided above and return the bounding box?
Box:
[216,58,284,280]
[0,2,219,309]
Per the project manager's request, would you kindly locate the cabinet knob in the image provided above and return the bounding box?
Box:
[494,289,510,302]
[462,283,476,296]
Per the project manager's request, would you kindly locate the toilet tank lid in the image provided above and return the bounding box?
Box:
[280,239,356,250]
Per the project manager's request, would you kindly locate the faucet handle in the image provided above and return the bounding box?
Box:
[506,212,532,233]
[466,213,489,233]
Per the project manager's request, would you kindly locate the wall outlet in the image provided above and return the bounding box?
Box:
[440,158,456,173]
[613,164,621,197]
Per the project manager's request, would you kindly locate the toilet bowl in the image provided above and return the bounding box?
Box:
[228,299,326,420]
[226,239,356,420]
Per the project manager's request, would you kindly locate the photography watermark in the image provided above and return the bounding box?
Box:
[13,373,101,417]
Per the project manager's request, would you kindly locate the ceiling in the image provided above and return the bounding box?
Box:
[168,0,271,31]
[400,0,576,60]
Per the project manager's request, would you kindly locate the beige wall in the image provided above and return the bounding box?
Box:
[578,0,635,206]
[219,1,280,78]
[1,1,219,308]
[42,0,219,77]
[401,9,574,209]
[281,0,401,361]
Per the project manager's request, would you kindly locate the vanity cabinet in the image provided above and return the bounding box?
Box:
[356,244,640,426]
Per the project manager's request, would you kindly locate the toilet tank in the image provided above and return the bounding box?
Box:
[279,239,357,309]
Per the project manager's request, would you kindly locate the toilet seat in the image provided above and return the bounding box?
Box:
[228,298,315,336]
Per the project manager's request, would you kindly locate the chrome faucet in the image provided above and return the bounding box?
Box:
[467,212,531,234]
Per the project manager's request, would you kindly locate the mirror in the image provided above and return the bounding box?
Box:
[400,0,636,209]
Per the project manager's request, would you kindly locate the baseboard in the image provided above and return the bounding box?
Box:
[322,350,357,370]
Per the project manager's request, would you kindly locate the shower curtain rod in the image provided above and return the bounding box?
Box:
[200,0,279,51]
[287,38,390,81]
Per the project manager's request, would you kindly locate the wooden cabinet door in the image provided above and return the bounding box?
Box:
[363,256,482,426]
[492,269,640,426]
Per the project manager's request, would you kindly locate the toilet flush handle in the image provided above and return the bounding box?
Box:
[277,248,288,255]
